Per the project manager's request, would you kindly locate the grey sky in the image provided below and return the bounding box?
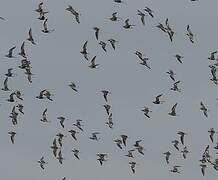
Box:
[0,0,218,179]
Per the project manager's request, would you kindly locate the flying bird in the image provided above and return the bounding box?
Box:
[137,10,146,26]
[208,51,217,60]
[72,148,80,159]
[69,82,78,92]
[93,27,100,40]
[121,135,128,146]
[38,156,47,170]
[200,101,208,117]
[42,18,54,33]
[68,130,78,141]
[168,103,178,116]
[174,54,183,63]
[2,77,10,91]
[8,131,16,144]
[153,94,164,104]
[163,151,171,164]
[66,5,80,23]
[172,140,180,151]
[170,165,181,173]
[89,132,100,141]
[27,28,36,45]
[186,25,194,43]
[50,138,59,157]
[5,46,16,58]
[89,56,99,69]
[80,41,88,60]
[208,128,216,143]
[18,41,26,58]
[103,104,111,116]
[142,106,151,118]
[144,7,154,18]
[123,19,135,29]
[177,131,186,145]
[108,39,117,50]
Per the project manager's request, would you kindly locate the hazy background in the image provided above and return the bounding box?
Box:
[0,0,218,179]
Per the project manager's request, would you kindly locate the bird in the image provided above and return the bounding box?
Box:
[50,138,59,157]
[42,18,54,33]
[109,12,122,21]
[174,54,183,63]
[5,46,16,58]
[103,104,111,116]
[73,119,83,131]
[163,151,171,164]
[99,41,107,52]
[200,101,208,117]
[106,113,113,129]
[16,104,24,114]
[136,145,144,155]
[108,39,117,50]
[101,90,110,102]
[80,41,88,60]
[156,23,167,32]
[57,116,66,128]
[170,165,181,173]
[114,0,125,3]
[69,82,78,92]
[153,94,164,104]
[144,7,154,18]
[200,164,207,176]
[208,51,217,60]
[171,81,181,92]
[57,150,64,164]
[186,25,194,43]
[35,2,44,13]
[15,90,23,100]
[123,19,135,29]
[97,153,107,165]
[114,139,123,149]
[18,41,26,58]
[125,149,135,158]
[7,92,16,102]
[5,68,15,77]
[133,140,142,147]
[88,56,99,69]
[208,128,216,143]
[8,131,16,144]
[2,77,10,91]
[129,161,137,173]
[90,132,100,141]
[177,131,186,145]
[137,10,146,26]
[56,133,65,147]
[66,5,80,23]
[121,135,128,146]
[166,70,176,81]
[168,103,178,116]
[172,140,180,151]
[72,148,80,159]
[68,130,78,140]
[142,106,151,118]
[93,27,100,40]
[38,156,47,170]
[214,142,218,150]
[181,146,190,159]
[36,89,47,99]
[40,108,49,123]
[27,28,36,45]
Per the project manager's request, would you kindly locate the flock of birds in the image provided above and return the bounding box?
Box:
[1,0,218,179]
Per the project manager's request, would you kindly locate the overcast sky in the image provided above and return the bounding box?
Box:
[1,0,218,179]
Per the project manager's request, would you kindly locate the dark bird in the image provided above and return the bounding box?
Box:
[109,12,122,21]
[5,46,16,58]
[73,119,84,131]
[15,90,23,100]
[168,103,178,116]
[174,54,183,63]
[172,140,179,151]
[35,2,43,13]
[163,151,171,164]
[171,81,181,92]
[42,18,54,33]
[27,28,36,45]
[166,70,176,81]
[93,27,100,40]
[200,101,208,117]
[101,90,110,102]
[99,41,107,52]
[129,161,137,173]
[38,156,47,170]
[18,41,26,58]
[170,165,181,173]
[40,108,49,123]
[80,41,88,60]
[57,116,66,128]
[186,25,194,43]
[137,10,146,26]
[208,128,216,143]
[90,132,100,141]
[7,92,16,102]
[66,5,80,23]
[177,131,186,145]
[50,138,58,157]
[208,51,217,60]
[89,56,99,69]
[69,82,78,92]
[153,94,164,104]
[16,104,24,114]
[181,146,190,159]
[8,131,16,144]
[97,153,107,166]
[36,89,47,99]
[56,133,65,147]
[114,139,123,149]
[108,39,117,50]
[2,77,10,91]
[125,149,135,158]
[156,23,167,32]
[123,19,135,29]
[68,129,78,140]
[106,113,113,129]
[200,164,207,176]
[5,68,14,77]
[144,7,154,18]
[121,135,128,146]
[103,104,111,115]
[72,148,80,159]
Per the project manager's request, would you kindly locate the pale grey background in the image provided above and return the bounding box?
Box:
[0,0,218,179]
